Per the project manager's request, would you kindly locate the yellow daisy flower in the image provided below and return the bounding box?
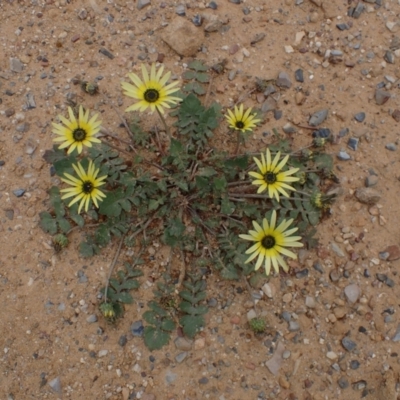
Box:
[52,106,102,154]
[249,148,299,201]
[121,63,181,114]
[225,104,261,133]
[60,160,107,214]
[239,210,303,276]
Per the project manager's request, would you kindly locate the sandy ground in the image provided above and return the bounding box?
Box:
[1,0,400,399]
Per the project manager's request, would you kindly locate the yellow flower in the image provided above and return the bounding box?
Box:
[60,160,107,214]
[249,148,299,201]
[225,104,261,133]
[52,106,102,154]
[121,63,181,114]
[239,210,303,276]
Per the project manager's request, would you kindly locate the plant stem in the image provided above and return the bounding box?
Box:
[228,193,271,199]
[66,223,100,236]
[156,108,171,137]
[227,180,252,187]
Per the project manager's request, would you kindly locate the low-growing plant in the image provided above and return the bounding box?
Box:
[40,62,336,350]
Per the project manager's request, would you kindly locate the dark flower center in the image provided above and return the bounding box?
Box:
[235,121,245,129]
[144,88,160,103]
[83,181,93,194]
[264,171,277,184]
[73,128,86,142]
[261,235,276,249]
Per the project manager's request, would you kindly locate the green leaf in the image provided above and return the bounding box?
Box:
[119,280,140,290]
[198,167,217,177]
[144,326,171,351]
[79,240,100,258]
[182,70,196,80]
[148,199,160,211]
[188,60,208,71]
[95,225,111,246]
[213,176,227,191]
[195,72,209,83]
[58,218,71,233]
[193,82,206,95]
[221,197,235,215]
[143,310,158,326]
[115,291,133,304]
[179,301,208,315]
[148,301,168,317]
[180,315,205,338]
[39,211,58,235]
[160,318,176,332]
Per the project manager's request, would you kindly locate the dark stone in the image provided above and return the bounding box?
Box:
[175,4,186,16]
[354,112,366,122]
[342,336,357,352]
[13,189,25,197]
[77,270,88,283]
[207,1,218,9]
[375,89,391,105]
[99,47,114,59]
[295,68,304,82]
[347,137,359,151]
[350,360,360,370]
[309,109,328,126]
[339,128,349,137]
[5,108,15,117]
[384,51,395,64]
[192,14,202,26]
[338,376,349,389]
[351,2,364,18]
[385,143,397,151]
[130,320,144,337]
[337,151,351,161]
[199,377,209,384]
[274,109,282,120]
[118,335,128,347]
[295,269,309,279]
[392,109,400,122]
[313,128,331,138]
[313,261,324,274]
[336,23,349,30]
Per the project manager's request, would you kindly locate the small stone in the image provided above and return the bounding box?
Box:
[295,68,304,82]
[265,341,285,375]
[342,337,357,352]
[383,245,400,261]
[247,309,257,321]
[174,337,192,351]
[194,337,205,350]
[137,0,151,10]
[175,4,186,16]
[5,108,15,117]
[352,2,364,18]
[386,21,399,33]
[309,109,328,126]
[295,269,309,279]
[338,376,349,389]
[78,8,87,19]
[384,51,395,64]
[339,128,349,137]
[326,351,338,360]
[230,315,241,324]
[375,89,391,105]
[282,123,296,134]
[313,261,324,273]
[130,320,144,337]
[288,321,300,332]
[338,151,351,161]
[208,297,217,307]
[192,14,202,27]
[336,23,349,31]
[207,1,218,9]
[329,269,341,282]
[10,57,23,73]
[355,187,381,205]
[165,370,177,384]
[99,48,114,59]
[77,270,88,283]
[86,314,98,323]
[198,377,209,384]
[262,283,276,298]
[344,284,361,304]
[392,109,400,122]
[279,375,290,389]
[331,242,345,257]
[347,137,359,151]
[281,311,291,322]
[283,293,292,303]
[98,349,108,357]
[392,324,400,342]
[12,188,26,198]
[365,175,378,187]
[48,377,62,394]
[305,296,316,308]
[350,360,360,370]
[175,352,188,363]
[282,350,291,359]
[276,71,292,89]
[26,92,36,109]
[354,112,365,122]
[118,335,128,347]
[385,143,397,151]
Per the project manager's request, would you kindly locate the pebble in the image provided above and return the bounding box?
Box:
[282,350,291,359]
[355,187,381,205]
[385,143,397,151]
[192,14,202,27]
[326,351,338,360]
[337,151,351,161]
[365,175,378,187]
[392,109,400,122]
[336,23,349,31]
[384,51,395,64]
[247,309,257,321]
[165,370,177,384]
[309,109,328,126]
[375,89,391,105]
[350,360,360,370]
[262,283,276,298]
[338,376,349,389]
[354,112,365,122]
[207,1,218,9]
[282,123,296,134]
[99,47,114,59]
[305,296,316,308]
[137,0,151,10]
[86,314,98,323]
[342,337,357,352]
[175,4,186,16]
[130,320,144,337]
[13,189,25,197]
[382,245,400,261]
[174,337,192,351]
[48,377,62,394]
[265,342,285,375]
[288,321,300,332]
[331,242,345,257]
[313,261,324,273]
[25,92,36,109]
[199,377,209,384]
[329,269,341,282]
[77,270,88,283]
[347,137,359,151]
[392,324,400,342]
[295,68,304,82]
[295,269,309,279]
[344,284,361,304]
[276,71,292,88]
[351,2,364,18]
[175,352,188,363]
[5,108,15,117]
[118,335,127,347]
[98,349,108,357]
[10,57,23,73]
